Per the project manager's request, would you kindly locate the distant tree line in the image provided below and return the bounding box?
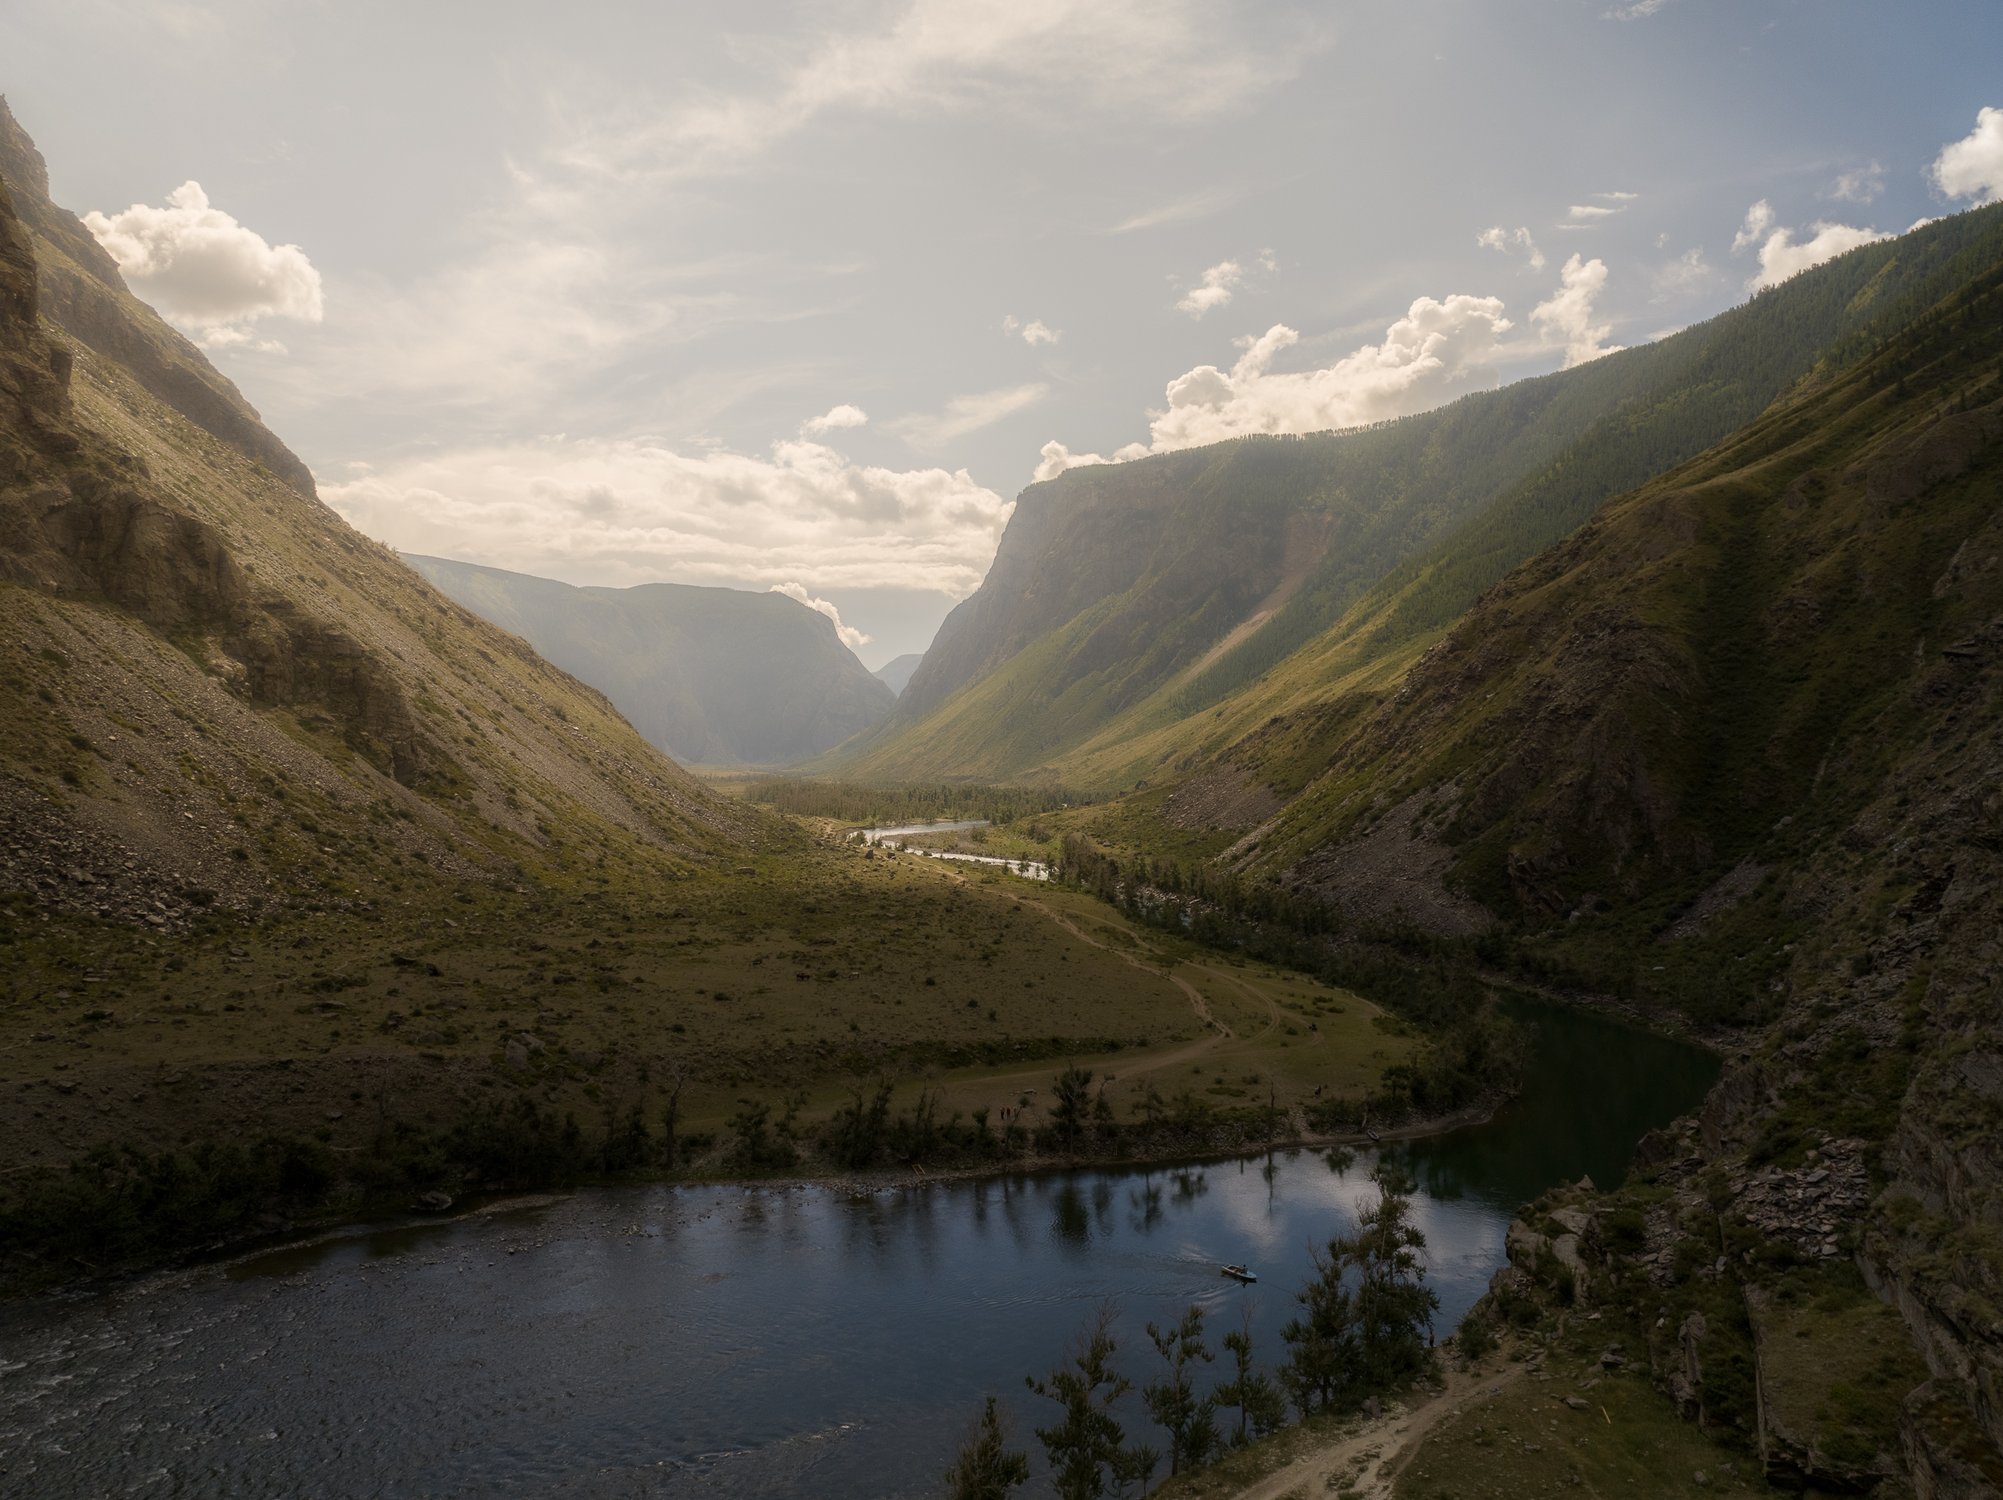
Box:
[948,1166,1439,1498]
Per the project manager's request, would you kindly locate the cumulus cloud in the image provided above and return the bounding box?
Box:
[1732,201,1891,291]
[1732,200,1777,253]
[1932,106,2003,205]
[1033,438,1150,482]
[1747,222,1890,290]
[803,403,869,434]
[1040,252,1643,474]
[82,181,323,345]
[1002,314,1062,345]
[322,435,1012,597]
[769,581,871,649]
[888,382,1049,448]
[1564,203,1620,223]
[1531,254,1623,368]
[1829,161,1885,205]
[1177,259,1244,318]
[1477,225,1546,272]
[1143,294,1513,450]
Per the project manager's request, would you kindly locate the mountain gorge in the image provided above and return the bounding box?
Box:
[405,556,894,766]
[5,67,2003,1498]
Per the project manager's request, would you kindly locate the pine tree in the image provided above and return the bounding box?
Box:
[1026,1309,1157,1499]
[944,1395,1030,1500]
[1215,1311,1289,1446]
[1281,1165,1439,1415]
[1142,1305,1219,1476]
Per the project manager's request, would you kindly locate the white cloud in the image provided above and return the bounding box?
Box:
[562,1,1318,183]
[1477,225,1546,272]
[1732,199,1777,253]
[1530,254,1623,368]
[886,382,1049,449]
[1932,106,2003,206]
[1002,314,1062,345]
[803,402,869,434]
[769,581,871,649]
[194,324,290,354]
[1033,438,1150,482]
[1732,202,1891,291]
[1177,259,1244,318]
[1748,223,1890,290]
[1143,295,1513,450]
[1564,203,1621,223]
[82,181,323,342]
[1603,0,1674,17]
[1828,161,1884,205]
[323,435,1012,597]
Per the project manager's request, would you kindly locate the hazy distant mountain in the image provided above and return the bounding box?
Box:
[872,652,923,698]
[404,556,895,766]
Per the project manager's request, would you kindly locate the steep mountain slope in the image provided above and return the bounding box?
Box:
[1208,230,2003,946]
[404,556,894,766]
[0,102,312,496]
[1094,223,2003,1486]
[835,205,2003,785]
[0,102,757,932]
[872,651,923,698]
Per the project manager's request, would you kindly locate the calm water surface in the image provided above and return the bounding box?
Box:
[0,1005,1714,1498]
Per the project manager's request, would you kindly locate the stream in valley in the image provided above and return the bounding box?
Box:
[0,1004,1715,1498]
[856,819,1050,880]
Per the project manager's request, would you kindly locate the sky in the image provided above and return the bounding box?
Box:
[7,1,2003,668]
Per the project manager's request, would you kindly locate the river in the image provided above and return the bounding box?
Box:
[0,1005,1715,1498]
[856,820,1049,880]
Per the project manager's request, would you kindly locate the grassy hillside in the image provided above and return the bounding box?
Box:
[405,555,894,767]
[836,204,2003,788]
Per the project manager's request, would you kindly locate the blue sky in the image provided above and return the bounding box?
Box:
[8,0,2002,665]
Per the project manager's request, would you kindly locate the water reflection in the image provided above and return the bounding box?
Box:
[0,1004,1715,1500]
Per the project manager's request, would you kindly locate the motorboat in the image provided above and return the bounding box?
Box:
[1220,1263,1257,1283]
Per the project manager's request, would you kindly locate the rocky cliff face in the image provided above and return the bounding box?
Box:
[0,105,756,931]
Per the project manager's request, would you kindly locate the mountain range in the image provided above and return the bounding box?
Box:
[404,555,894,766]
[832,206,2003,792]
[871,651,923,698]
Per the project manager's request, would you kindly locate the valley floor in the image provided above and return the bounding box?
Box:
[0,833,1446,1288]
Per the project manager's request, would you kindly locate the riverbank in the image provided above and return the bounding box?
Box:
[0,1029,1723,1500]
[0,1087,1513,1303]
